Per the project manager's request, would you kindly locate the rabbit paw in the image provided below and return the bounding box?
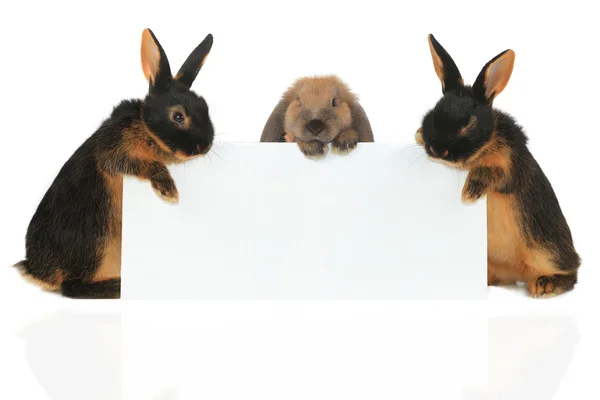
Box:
[415,127,424,146]
[332,129,359,155]
[298,140,328,160]
[461,179,486,204]
[528,275,576,298]
[151,177,179,203]
[528,277,559,298]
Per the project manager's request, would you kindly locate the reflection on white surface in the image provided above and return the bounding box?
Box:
[120,303,487,399]
[153,388,180,400]
[11,305,583,400]
[488,315,580,399]
[464,315,580,399]
[18,310,122,400]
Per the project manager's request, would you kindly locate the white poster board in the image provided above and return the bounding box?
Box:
[121,143,487,299]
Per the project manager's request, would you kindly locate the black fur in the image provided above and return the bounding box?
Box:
[18,101,139,299]
[144,30,214,157]
[15,29,215,298]
[143,82,214,157]
[176,34,214,88]
[21,129,115,286]
[428,34,463,93]
[421,86,494,163]
[62,279,121,299]
[420,34,580,293]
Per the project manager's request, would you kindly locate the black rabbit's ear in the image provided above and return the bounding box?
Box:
[428,34,464,93]
[473,49,515,105]
[174,34,213,89]
[141,28,172,92]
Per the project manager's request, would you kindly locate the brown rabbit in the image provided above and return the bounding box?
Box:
[416,34,581,298]
[260,75,374,158]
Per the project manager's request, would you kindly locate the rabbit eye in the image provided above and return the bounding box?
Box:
[331,98,339,107]
[173,112,185,124]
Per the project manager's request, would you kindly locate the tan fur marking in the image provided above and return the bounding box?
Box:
[121,119,178,165]
[95,173,123,282]
[522,248,568,278]
[415,128,424,145]
[458,116,477,137]
[200,53,209,68]
[428,36,446,88]
[173,54,209,82]
[167,105,192,130]
[147,132,174,158]
[478,145,512,172]
[139,119,173,160]
[487,261,518,286]
[478,138,563,286]
[94,235,122,282]
[20,272,61,292]
[173,150,196,161]
[487,192,521,268]
[141,29,161,84]
[461,130,512,175]
[487,192,564,285]
[484,50,515,100]
[127,134,156,161]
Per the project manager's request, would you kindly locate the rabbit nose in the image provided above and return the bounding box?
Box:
[306,119,325,136]
[429,146,449,158]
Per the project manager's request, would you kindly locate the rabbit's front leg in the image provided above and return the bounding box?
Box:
[332,128,359,154]
[102,156,179,203]
[297,139,327,160]
[146,162,179,203]
[462,167,494,204]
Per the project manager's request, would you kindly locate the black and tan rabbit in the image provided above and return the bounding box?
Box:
[261,75,374,158]
[14,28,215,299]
[416,34,581,298]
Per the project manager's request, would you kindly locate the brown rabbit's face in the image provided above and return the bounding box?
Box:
[284,78,353,144]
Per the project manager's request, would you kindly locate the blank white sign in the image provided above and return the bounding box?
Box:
[121,143,487,299]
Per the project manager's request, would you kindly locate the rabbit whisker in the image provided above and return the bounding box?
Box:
[408,153,426,171]
[398,143,423,155]
[210,149,224,162]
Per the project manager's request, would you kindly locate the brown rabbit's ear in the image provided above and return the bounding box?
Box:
[350,102,375,142]
[260,99,289,142]
[473,49,515,105]
[428,34,464,93]
[174,34,213,89]
[141,28,172,92]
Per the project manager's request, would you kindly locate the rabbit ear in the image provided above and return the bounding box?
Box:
[174,34,213,89]
[141,28,172,92]
[428,34,464,93]
[260,99,289,142]
[473,49,515,105]
[350,102,374,142]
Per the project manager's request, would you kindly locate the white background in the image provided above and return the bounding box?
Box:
[0,0,598,398]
